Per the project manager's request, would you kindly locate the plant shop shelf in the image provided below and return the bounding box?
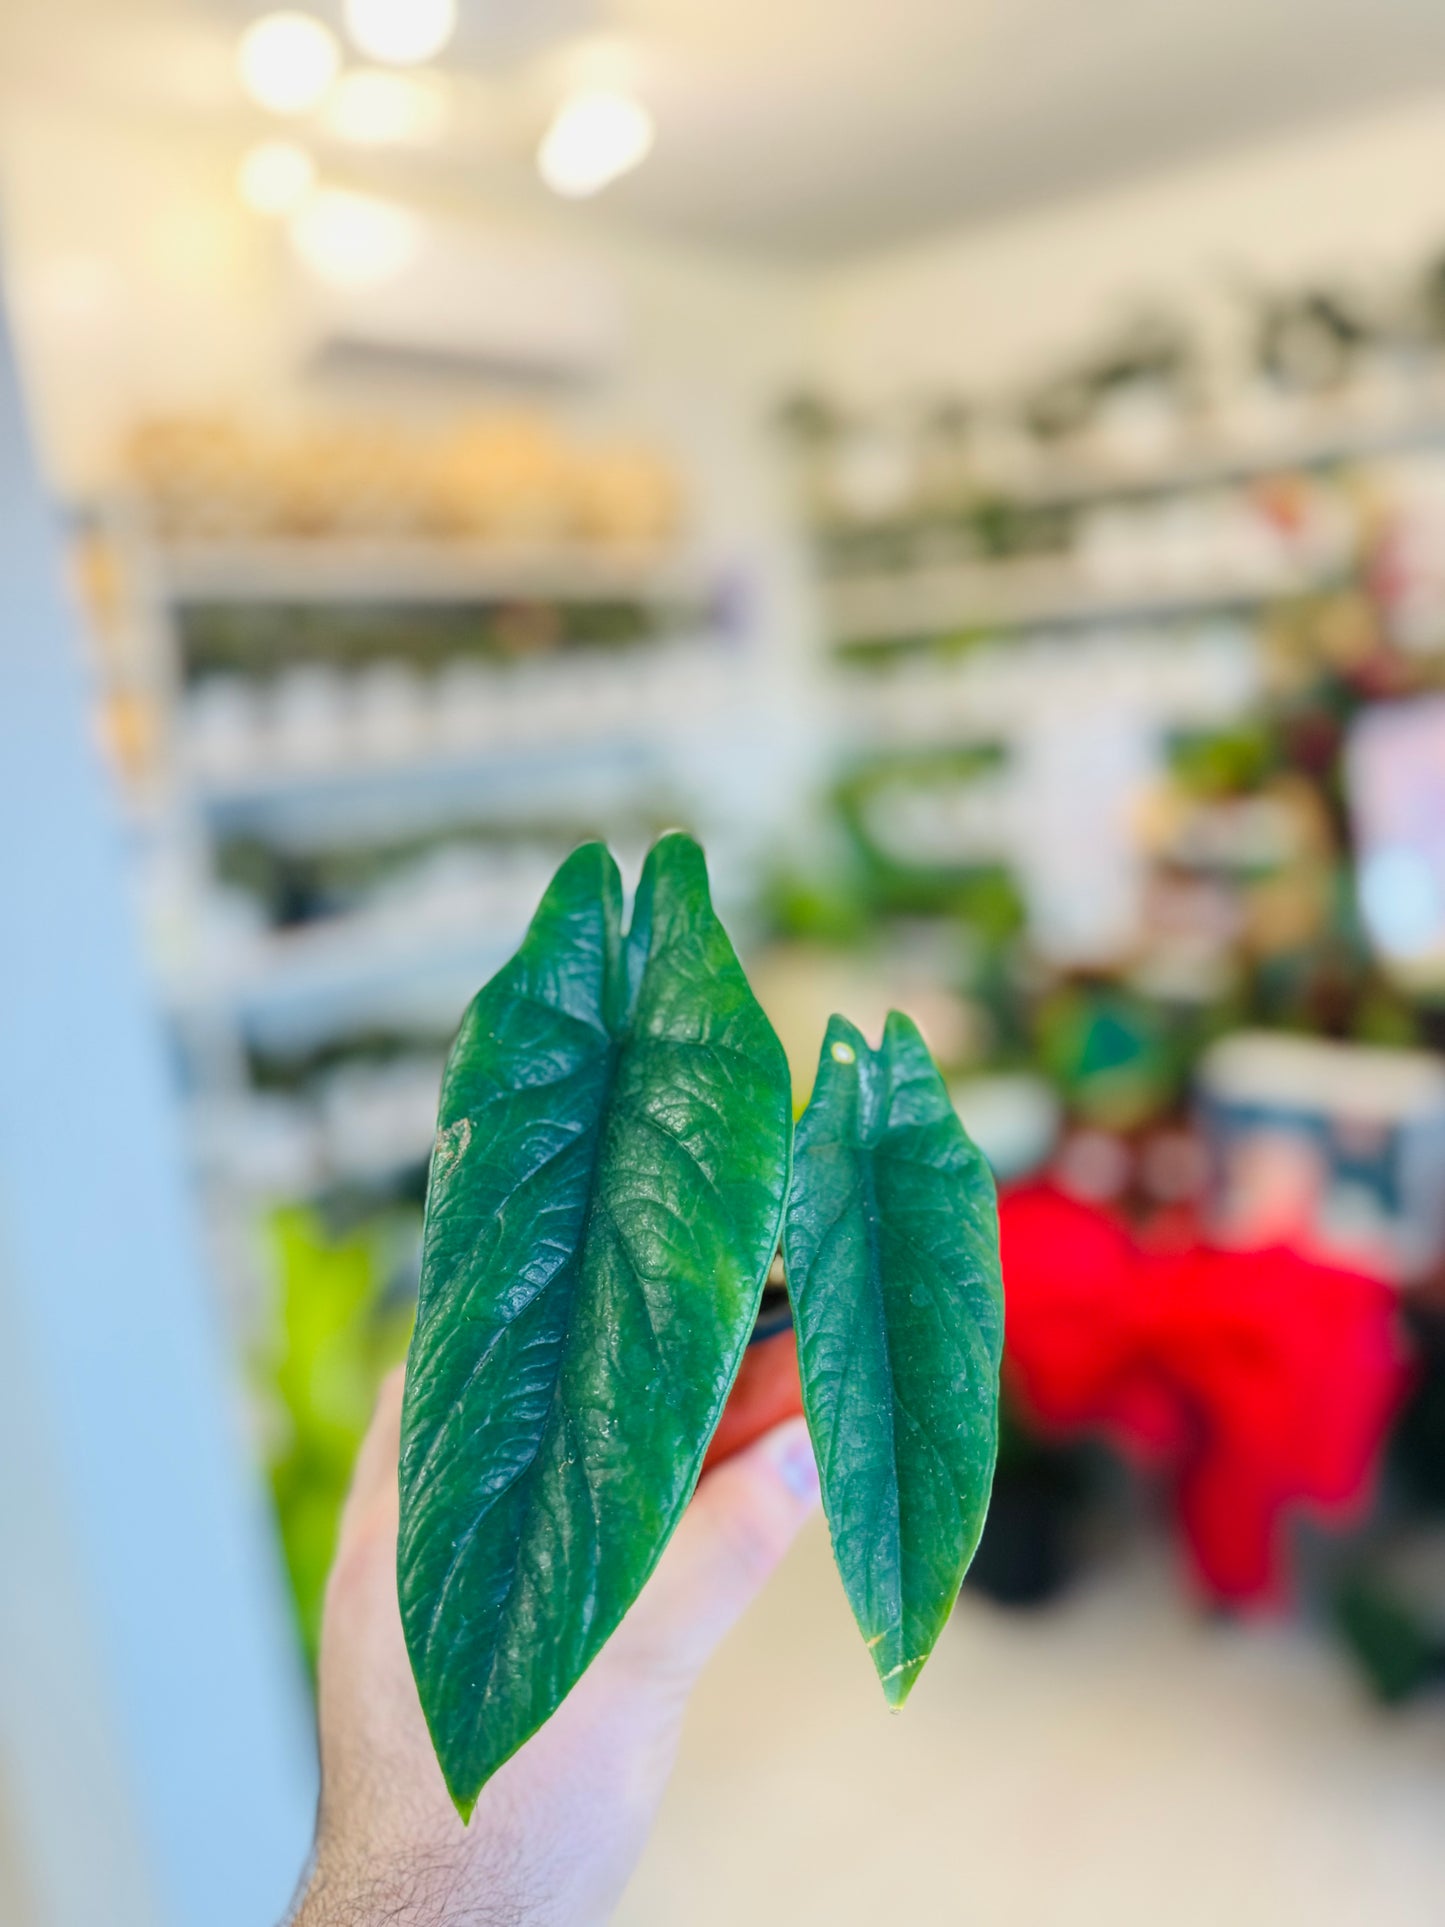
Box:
[994,400,1445,512]
[189,734,665,836]
[157,539,704,607]
[169,911,520,1049]
[826,558,1340,645]
[815,399,1445,548]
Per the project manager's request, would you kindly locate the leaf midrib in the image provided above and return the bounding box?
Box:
[451,1026,625,1698]
[856,1110,908,1660]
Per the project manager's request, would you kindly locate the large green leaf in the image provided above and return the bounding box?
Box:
[785,1011,1002,1707]
[398,832,791,1816]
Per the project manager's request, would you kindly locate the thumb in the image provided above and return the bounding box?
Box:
[609,1416,820,1687]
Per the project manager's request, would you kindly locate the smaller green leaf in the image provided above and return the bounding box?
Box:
[785,1011,1003,1707]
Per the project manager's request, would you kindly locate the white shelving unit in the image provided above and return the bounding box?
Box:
[92,512,752,1306]
[812,393,1445,969]
[936,396,1445,514]
[155,537,703,606]
[819,397,1445,646]
[825,555,1340,644]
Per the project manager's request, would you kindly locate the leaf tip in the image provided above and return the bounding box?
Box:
[555,836,612,874]
[819,1010,868,1064]
[878,1652,927,1710]
[859,1623,929,1708]
[881,1006,929,1058]
[639,826,709,896]
[536,838,622,923]
[650,824,704,856]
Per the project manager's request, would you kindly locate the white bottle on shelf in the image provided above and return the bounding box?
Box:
[353,659,429,761]
[270,663,348,769]
[432,657,498,751]
[182,675,265,781]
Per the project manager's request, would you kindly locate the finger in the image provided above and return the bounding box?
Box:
[611,1416,819,1685]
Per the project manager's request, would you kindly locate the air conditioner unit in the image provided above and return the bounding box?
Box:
[291,202,627,384]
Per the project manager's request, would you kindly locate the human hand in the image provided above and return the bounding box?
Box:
[287,1366,820,1927]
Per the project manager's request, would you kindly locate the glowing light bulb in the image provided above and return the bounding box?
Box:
[538,90,654,199]
[289,187,419,288]
[238,140,317,216]
[324,68,447,145]
[343,0,456,67]
[238,12,340,116]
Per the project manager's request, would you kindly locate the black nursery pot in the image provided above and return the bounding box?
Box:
[967,1462,1077,1609]
[749,1279,794,1346]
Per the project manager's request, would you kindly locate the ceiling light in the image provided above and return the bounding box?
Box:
[289,187,419,288]
[343,0,456,67]
[238,12,341,116]
[324,68,448,146]
[538,90,654,199]
[237,140,317,216]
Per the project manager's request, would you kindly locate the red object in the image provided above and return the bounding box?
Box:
[999,1184,1411,1604]
[704,1329,804,1470]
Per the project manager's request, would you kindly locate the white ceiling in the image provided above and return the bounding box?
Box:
[7,0,1445,258]
[605,0,1445,252]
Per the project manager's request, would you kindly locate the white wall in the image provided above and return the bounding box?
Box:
[0,284,318,1927]
[12,79,1445,581]
[0,94,812,494]
[0,91,825,852]
[808,90,1445,402]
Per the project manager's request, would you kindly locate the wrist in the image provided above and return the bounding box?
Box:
[288,1858,466,1927]
[289,1839,544,1927]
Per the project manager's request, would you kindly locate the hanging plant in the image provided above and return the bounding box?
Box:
[396,831,1004,1818]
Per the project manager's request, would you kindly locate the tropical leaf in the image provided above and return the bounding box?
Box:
[785,1010,1002,1707]
[398,833,791,1815]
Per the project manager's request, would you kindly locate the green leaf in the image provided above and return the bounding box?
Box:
[398,832,792,1816]
[785,1011,1003,1708]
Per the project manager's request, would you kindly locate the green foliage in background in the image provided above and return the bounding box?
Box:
[1332,1575,1443,1707]
[180,595,672,682]
[1033,984,1186,1131]
[1166,720,1278,797]
[262,1206,414,1668]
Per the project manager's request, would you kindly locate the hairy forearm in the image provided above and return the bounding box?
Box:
[289,1863,454,1927]
[293,1377,814,1927]
[288,1854,529,1927]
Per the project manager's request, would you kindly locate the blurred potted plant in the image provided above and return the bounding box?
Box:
[262,1205,414,1665]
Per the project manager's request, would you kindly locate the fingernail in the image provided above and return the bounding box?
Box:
[773,1422,820,1506]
